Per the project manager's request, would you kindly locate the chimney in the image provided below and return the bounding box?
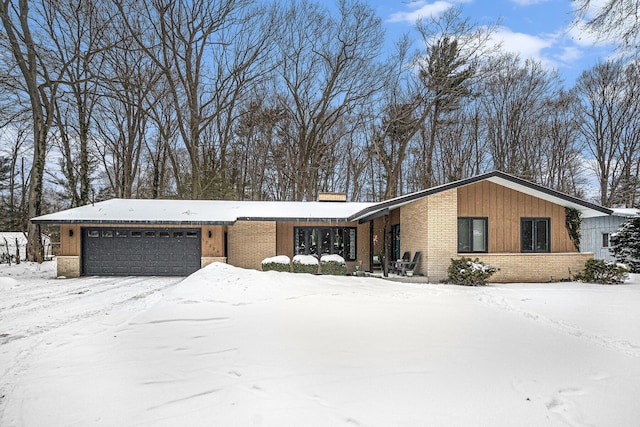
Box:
[317,192,347,202]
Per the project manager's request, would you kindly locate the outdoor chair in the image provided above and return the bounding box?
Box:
[390,251,410,274]
[398,251,421,276]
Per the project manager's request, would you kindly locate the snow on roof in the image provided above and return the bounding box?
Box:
[31,198,377,225]
[31,172,616,225]
[611,208,639,217]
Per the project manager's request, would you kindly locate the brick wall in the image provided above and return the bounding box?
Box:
[473,253,593,283]
[399,199,428,275]
[227,221,276,270]
[400,188,458,282]
[57,255,80,278]
[425,189,458,282]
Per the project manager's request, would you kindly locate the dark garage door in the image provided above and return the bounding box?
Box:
[82,228,201,276]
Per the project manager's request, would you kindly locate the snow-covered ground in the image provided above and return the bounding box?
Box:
[1,261,639,426]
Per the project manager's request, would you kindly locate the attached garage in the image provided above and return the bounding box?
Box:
[82,227,201,276]
[31,197,375,278]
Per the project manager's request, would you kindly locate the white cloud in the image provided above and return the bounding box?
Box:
[489,26,555,63]
[556,46,582,63]
[567,19,617,47]
[387,1,464,23]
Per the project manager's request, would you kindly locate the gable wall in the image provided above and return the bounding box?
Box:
[457,181,576,253]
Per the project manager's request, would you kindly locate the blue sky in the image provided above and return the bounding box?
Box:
[368,0,616,86]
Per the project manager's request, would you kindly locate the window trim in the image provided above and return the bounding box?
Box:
[294,226,357,261]
[457,217,488,253]
[520,217,551,253]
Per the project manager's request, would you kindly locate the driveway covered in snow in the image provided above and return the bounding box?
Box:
[1,262,639,426]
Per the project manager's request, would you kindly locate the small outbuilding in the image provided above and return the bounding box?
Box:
[581,208,639,261]
[0,232,52,262]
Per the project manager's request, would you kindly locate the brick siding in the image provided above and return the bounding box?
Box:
[227,221,276,270]
[400,188,458,282]
[473,253,593,283]
[57,255,80,278]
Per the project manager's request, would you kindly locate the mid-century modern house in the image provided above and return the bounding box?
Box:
[581,208,638,261]
[31,170,613,283]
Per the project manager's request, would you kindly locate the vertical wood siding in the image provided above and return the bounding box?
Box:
[201,226,226,257]
[457,181,576,253]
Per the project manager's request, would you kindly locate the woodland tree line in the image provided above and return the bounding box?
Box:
[0,0,639,260]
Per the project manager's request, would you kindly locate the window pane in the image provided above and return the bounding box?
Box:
[349,228,356,260]
[144,231,156,238]
[333,229,344,258]
[458,219,471,252]
[309,229,318,256]
[535,220,548,252]
[521,220,533,251]
[472,219,486,252]
[295,228,306,255]
[102,230,113,238]
[602,233,610,248]
[131,231,142,238]
[88,230,99,238]
[320,228,331,255]
[116,230,127,238]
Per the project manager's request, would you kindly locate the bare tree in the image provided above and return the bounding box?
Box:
[373,9,494,199]
[574,0,640,48]
[537,90,586,196]
[574,59,640,206]
[114,0,254,199]
[93,38,158,198]
[0,0,66,261]
[480,54,561,179]
[43,0,113,207]
[273,0,385,201]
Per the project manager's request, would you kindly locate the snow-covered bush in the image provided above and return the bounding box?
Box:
[446,257,497,286]
[292,254,319,274]
[320,254,347,275]
[610,216,640,273]
[575,259,630,285]
[261,255,291,272]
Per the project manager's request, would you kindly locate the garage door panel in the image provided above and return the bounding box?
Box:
[82,228,201,276]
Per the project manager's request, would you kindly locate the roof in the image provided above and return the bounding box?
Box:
[350,170,613,222]
[30,199,377,225]
[610,208,639,217]
[31,171,613,225]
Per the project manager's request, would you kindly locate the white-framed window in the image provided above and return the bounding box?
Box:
[602,233,611,248]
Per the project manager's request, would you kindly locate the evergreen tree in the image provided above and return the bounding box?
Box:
[610,216,640,273]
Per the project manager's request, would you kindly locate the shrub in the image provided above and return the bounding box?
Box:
[320,254,347,275]
[575,259,630,285]
[446,257,497,286]
[261,255,291,272]
[610,216,640,273]
[292,254,319,274]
